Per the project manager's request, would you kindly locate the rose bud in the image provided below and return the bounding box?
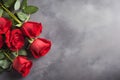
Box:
[13,56,32,77]
[0,17,12,34]
[21,21,42,38]
[29,38,51,58]
[5,29,25,51]
[0,35,3,48]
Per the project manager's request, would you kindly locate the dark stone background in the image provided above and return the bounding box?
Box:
[1,0,120,80]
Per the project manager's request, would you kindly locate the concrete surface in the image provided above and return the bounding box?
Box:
[1,0,120,80]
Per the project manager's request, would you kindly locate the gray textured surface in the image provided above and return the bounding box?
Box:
[1,0,120,80]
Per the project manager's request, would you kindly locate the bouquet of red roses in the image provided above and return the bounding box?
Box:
[0,0,51,77]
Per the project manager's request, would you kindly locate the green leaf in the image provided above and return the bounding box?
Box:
[21,0,27,9]
[2,0,16,8]
[0,8,3,17]
[16,11,29,21]
[14,0,21,10]
[0,52,5,59]
[0,60,10,69]
[23,6,38,14]
[18,49,27,56]
[2,11,11,19]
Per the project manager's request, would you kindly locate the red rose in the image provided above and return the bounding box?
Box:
[29,38,51,58]
[21,21,42,38]
[13,56,32,77]
[0,35,3,48]
[0,17,12,34]
[5,29,25,51]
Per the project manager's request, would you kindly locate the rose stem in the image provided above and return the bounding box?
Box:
[4,52,13,62]
[0,3,22,24]
[25,14,30,22]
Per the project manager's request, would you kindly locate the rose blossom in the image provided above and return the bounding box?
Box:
[0,35,3,48]
[5,29,25,51]
[29,38,51,58]
[21,21,42,38]
[0,17,12,34]
[13,56,32,77]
